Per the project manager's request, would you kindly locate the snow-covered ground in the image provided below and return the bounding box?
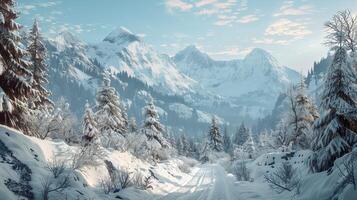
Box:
[1,125,356,200]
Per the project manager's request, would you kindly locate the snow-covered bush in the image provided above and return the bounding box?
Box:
[71,142,106,170]
[132,172,153,190]
[27,110,60,140]
[264,162,300,193]
[41,174,71,200]
[180,157,199,168]
[46,158,66,179]
[178,162,191,173]
[334,152,357,195]
[233,161,251,181]
[101,160,133,193]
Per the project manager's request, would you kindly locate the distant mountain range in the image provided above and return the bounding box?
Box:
[30,27,301,135]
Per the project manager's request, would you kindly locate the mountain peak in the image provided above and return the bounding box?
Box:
[55,31,83,45]
[244,48,279,67]
[174,45,213,64]
[103,27,141,44]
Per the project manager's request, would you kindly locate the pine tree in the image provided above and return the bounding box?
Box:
[222,125,233,154]
[310,47,357,171]
[208,117,223,151]
[258,129,275,152]
[176,135,183,155]
[128,117,137,133]
[95,74,128,137]
[82,102,98,144]
[141,99,169,148]
[242,133,256,159]
[27,19,53,111]
[180,133,190,156]
[233,122,249,146]
[0,0,35,133]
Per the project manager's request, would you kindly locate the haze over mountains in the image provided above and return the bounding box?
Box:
[40,27,301,135]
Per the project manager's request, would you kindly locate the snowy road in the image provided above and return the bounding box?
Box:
[157,164,240,200]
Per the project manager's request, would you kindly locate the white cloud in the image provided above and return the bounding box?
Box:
[237,14,259,23]
[214,20,232,26]
[50,11,63,15]
[274,1,313,17]
[165,0,248,26]
[265,18,312,39]
[37,1,61,8]
[252,37,290,45]
[165,0,193,11]
[196,8,219,15]
[195,0,217,7]
[20,1,61,15]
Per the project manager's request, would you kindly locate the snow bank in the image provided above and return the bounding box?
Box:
[0,125,199,200]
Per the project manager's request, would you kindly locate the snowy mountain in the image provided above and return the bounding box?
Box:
[36,28,302,135]
[174,46,300,114]
[37,30,226,136]
[86,27,198,96]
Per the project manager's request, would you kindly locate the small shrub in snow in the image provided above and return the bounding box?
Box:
[132,172,153,190]
[181,157,198,168]
[47,158,66,178]
[71,142,106,170]
[117,169,132,189]
[333,152,357,196]
[178,163,191,173]
[264,162,300,193]
[41,175,71,200]
[233,161,251,181]
[101,160,133,193]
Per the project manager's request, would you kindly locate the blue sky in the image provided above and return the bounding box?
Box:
[17,0,357,73]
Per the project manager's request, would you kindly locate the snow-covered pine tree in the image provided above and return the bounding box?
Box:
[310,12,357,171]
[27,19,53,111]
[310,46,357,171]
[180,133,190,156]
[274,119,289,149]
[95,73,128,143]
[82,102,98,144]
[208,117,223,152]
[128,117,138,133]
[176,134,183,155]
[222,125,233,154]
[0,0,36,133]
[141,99,169,148]
[284,81,319,150]
[233,122,249,146]
[258,129,275,153]
[242,133,256,159]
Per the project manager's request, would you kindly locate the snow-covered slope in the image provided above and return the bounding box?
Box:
[0,125,200,200]
[87,27,198,96]
[174,46,300,110]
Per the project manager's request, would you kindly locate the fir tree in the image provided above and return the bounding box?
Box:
[82,102,98,144]
[208,117,223,151]
[128,117,138,133]
[95,74,128,136]
[242,133,256,159]
[0,0,35,133]
[180,133,190,156]
[222,125,233,154]
[141,99,169,148]
[233,122,249,146]
[27,19,53,111]
[311,47,357,172]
